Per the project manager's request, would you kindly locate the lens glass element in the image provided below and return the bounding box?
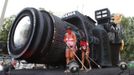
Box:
[13,16,31,49]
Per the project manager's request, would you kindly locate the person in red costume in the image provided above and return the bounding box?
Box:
[64,26,77,72]
[80,38,91,70]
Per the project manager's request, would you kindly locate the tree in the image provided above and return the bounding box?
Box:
[0,15,16,54]
[121,16,134,61]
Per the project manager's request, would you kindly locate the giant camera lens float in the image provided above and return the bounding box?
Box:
[7,8,78,65]
[8,8,118,67]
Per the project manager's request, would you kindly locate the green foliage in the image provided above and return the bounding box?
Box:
[121,16,134,61]
[0,15,15,43]
[0,15,15,54]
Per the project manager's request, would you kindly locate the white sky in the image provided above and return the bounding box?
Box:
[0,0,134,20]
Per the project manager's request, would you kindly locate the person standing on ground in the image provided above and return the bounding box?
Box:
[80,37,91,70]
[64,26,77,72]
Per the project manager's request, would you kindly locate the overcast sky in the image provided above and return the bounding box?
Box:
[0,0,134,19]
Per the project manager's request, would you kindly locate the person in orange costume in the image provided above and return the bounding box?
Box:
[64,26,77,72]
[80,38,91,70]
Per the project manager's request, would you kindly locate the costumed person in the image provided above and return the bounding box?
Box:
[112,13,124,51]
[64,26,77,72]
[109,13,124,66]
[80,37,91,70]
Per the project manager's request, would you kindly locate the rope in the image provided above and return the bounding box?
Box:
[66,45,88,71]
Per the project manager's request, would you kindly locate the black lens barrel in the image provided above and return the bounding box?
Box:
[8,8,77,65]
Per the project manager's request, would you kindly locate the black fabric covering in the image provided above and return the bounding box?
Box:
[92,25,112,67]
